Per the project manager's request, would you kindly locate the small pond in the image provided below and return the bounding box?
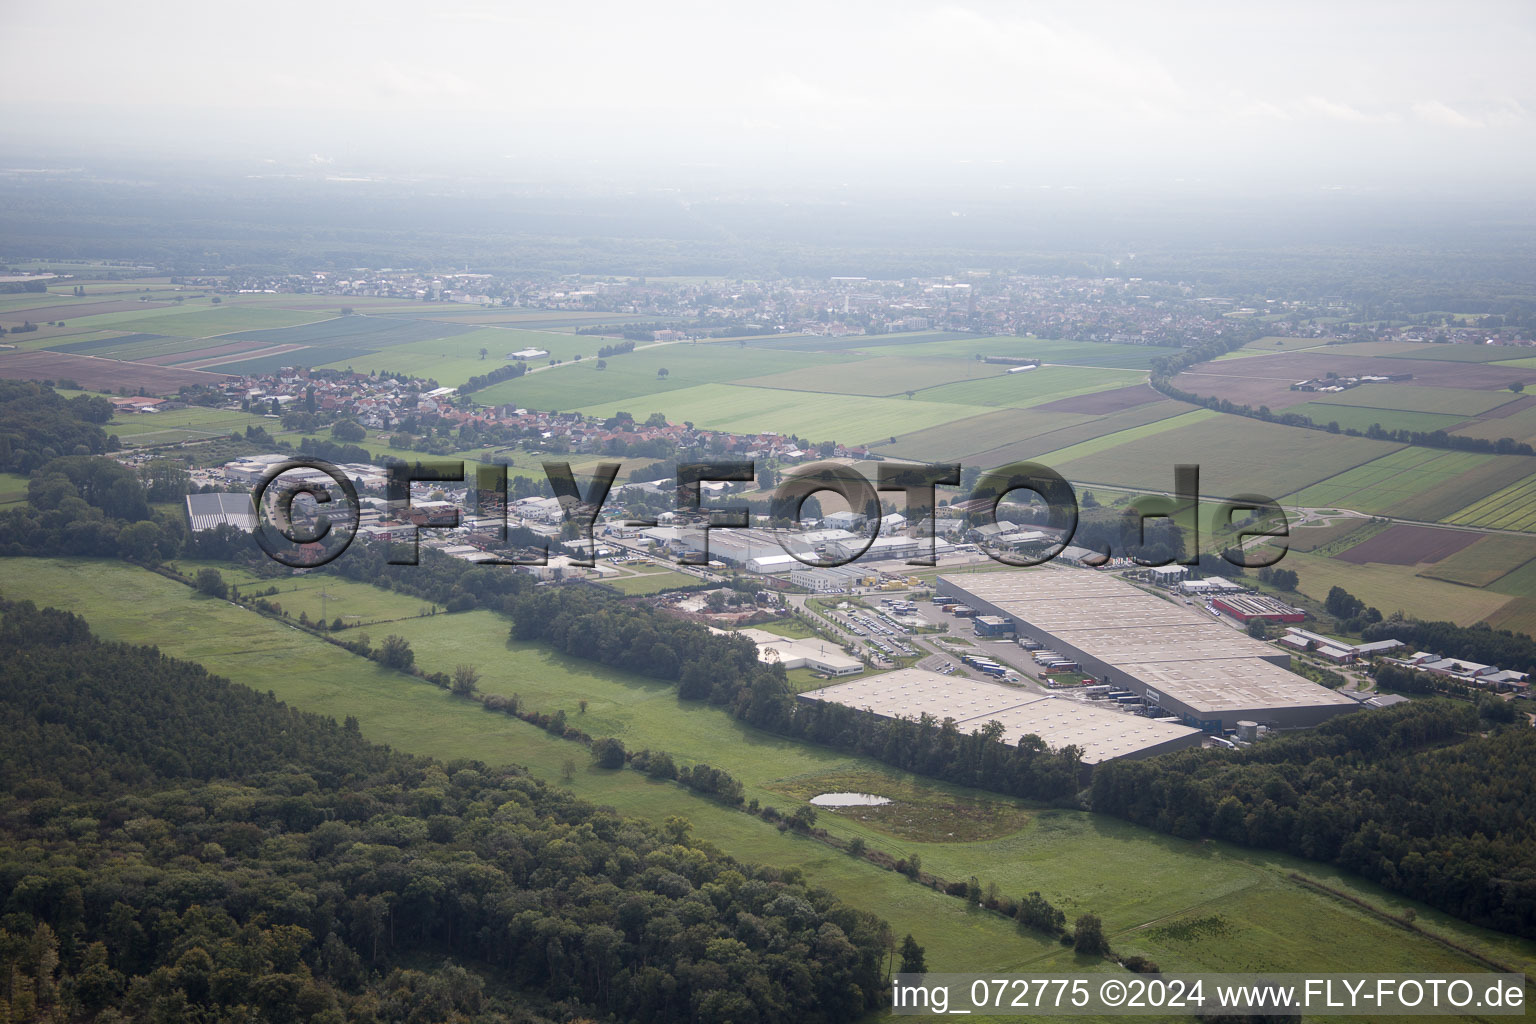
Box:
[810,792,892,807]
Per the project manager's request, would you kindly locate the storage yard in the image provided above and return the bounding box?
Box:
[936,569,1359,731]
[798,668,1204,766]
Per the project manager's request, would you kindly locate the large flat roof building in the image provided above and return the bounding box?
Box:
[936,569,1358,731]
[718,627,864,677]
[799,668,1204,766]
[186,492,256,532]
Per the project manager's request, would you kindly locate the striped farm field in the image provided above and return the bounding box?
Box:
[1285,403,1468,434]
[1452,403,1536,445]
[1279,551,1513,625]
[878,335,1173,369]
[1445,473,1536,532]
[737,355,999,397]
[573,382,991,445]
[1304,383,1523,416]
[1283,448,1496,517]
[910,365,1146,408]
[1416,534,1536,587]
[1051,414,1398,498]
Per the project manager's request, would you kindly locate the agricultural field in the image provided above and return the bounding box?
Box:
[603,569,706,595]
[0,349,230,392]
[0,298,176,324]
[1304,382,1523,416]
[480,342,855,410]
[60,305,337,339]
[6,556,1531,999]
[1416,534,1536,588]
[1051,414,1401,499]
[873,335,1174,369]
[738,355,998,397]
[573,382,991,445]
[885,407,1096,463]
[103,405,282,447]
[1284,448,1523,521]
[1174,352,1536,413]
[951,400,1193,469]
[1445,473,1536,532]
[1281,517,1379,554]
[912,365,1147,408]
[1452,400,1536,444]
[1334,524,1480,566]
[1285,402,1468,434]
[1264,550,1513,625]
[1035,383,1163,414]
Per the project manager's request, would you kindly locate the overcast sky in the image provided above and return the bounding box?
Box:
[4,0,1533,193]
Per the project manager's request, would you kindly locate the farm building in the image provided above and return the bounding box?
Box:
[799,668,1203,767]
[936,569,1359,732]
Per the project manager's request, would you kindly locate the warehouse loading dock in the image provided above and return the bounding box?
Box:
[936,569,1358,732]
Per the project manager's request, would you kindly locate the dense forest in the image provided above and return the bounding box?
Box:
[1090,701,1536,938]
[0,599,891,1023]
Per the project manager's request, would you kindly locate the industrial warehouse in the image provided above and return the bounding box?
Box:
[798,668,1204,766]
[936,569,1359,731]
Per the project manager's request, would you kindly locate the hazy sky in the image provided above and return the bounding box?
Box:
[4,0,1533,191]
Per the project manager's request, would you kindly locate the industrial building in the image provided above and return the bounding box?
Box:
[789,565,867,593]
[1211,594,1306,624]
[799,668,1204,766]
[185,492,256,532]
[723,628,864,676]
[936,569,1359,731]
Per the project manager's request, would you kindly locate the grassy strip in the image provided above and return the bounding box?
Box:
[1287,874,1521,977]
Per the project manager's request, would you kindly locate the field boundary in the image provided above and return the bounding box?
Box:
[1287,873,1520,977]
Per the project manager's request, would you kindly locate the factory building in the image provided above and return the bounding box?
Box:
[719,628,864,676]
[1211,594,1307,624]
[186,492,256,533]
[799,668,1204,768]
[936,569,1358,732]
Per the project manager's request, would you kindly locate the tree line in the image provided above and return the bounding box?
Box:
[1090,700,1536,938]
[502,587,1085,804]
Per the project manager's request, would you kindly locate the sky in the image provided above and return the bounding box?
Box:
[3,0,1534,193]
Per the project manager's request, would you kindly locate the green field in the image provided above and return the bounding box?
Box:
[738,355,1002,397]
[1286,402,1468,434]
[478,343,848,410]
[573,382,992,445]
[1416,534,1536,587]
[603,569,706,595]
[60,303,335,337]
[1284,448,1496,516]
[0,472,29,506]
[105,405,284,446]
[1446,473,1536,532]
[912,365,1147,408]
[1276,551,1513,624]
[1051,416,1401,499]
[875,336,1172,369]
[7,556,1534,1002]
[1305,383,1521,416]
[952,401,1194,468]
[1453,403,1536,444]
[1033,409,1218,464]
[886,407,1095,462]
